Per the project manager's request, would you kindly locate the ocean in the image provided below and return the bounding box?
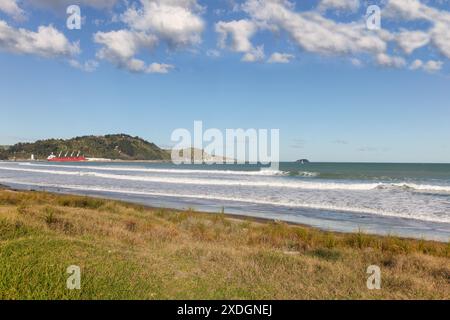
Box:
[0,161,449,241]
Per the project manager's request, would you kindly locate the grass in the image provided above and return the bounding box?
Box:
[0,189,449,299]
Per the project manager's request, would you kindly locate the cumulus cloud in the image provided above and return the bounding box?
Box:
[350,58,363,67]
[267,52,294,63]
[121,58,173,74]
[215,19,265,62]
[385,0,450,59]
[69,59,99,72]
[119,57,174,74]
[383,0,431,20]
[241,45,264,62]
[212,0,447,72]
[396,30,430,54]
[146,62,174,74]
[216,19,257,53]
[0,20,79,57]
[93,29,172,73]
[0,0,25,20]
[376,53,406,68]
[94,0,203,73]
[215,0,390,64]
[431,21,450,59]
[410,59,443,72]
[424,60,444,73]
[94,29,158,62]
[242,0,389,56]
[409,59,422,70]
[4,0,447,74]
[121,0,204,48]
[318,0,360,12]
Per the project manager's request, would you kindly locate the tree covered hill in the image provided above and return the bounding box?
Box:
[0,134,171,161]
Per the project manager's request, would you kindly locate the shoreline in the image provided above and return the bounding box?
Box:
[0,187,448,299]
[0,182,316,230]
[0,188,450,300]
[0,183,447,244]
[1,161,449,242]
[1,159,172,163]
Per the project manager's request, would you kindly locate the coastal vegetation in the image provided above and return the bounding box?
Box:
[0,146,9,160]
[0,188,448,299]
[0,134,170,161]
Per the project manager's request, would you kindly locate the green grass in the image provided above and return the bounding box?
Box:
[0,189,449,299]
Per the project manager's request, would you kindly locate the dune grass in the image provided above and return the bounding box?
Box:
[0,189,449,299]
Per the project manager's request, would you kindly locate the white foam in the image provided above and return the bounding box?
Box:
[16,162,284,176]
[3,165,450,192]
[297,171,319,177]
[0,166,378,190]
[392,183,450,193]
[2,179,449,223]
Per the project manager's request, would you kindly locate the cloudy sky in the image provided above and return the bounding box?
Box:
[1,0,449,162]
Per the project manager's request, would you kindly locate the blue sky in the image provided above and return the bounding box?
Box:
[0,0,449,162]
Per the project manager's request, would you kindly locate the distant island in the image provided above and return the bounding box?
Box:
[296,159,310,164]
[0,134,171,161]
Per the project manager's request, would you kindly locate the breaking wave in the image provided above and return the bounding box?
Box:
[2,165,450,193]
[1,179,449,223]
[16,162,284,176]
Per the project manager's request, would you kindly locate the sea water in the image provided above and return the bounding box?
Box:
[0,161,449,241]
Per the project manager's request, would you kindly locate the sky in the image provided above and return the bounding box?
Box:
[0,0,449,162]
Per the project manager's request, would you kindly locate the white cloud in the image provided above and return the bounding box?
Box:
[69,59,99,72]
[350,57,362,67]
[0,0,25,20]
[409,59,423,69]
[146,62,174,74]
[396,30,430,54]
[94,29,172,73]
[94,29,158,62]
[121,0,204,48]
[431,21,450,59]
[215,0,390,65]
[410,59,443,73]
[115,57,173,74]
[5,0,446,74]
[385,0,450,59]
[422,60,443,72]
[215,19,264,62]
[376,53,406,68]
[241,45,264,62]
[0,20,79,57]
[212,0,448,71]
[94,29,174,74]
[242,0,389,56]
[216,19,257,53]
[318,0,360,12]
[267,52,294,63]
[383,0,431,21]
[124,58,147,73]
[94,0,203,73]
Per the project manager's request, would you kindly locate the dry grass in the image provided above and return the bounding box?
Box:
[0,189,449,299]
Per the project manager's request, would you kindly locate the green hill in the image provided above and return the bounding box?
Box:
[0,134,171,161]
